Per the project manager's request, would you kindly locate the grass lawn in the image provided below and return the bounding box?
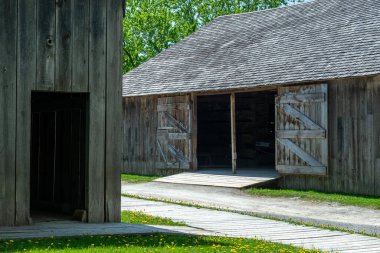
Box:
[0,234,323,253]
[121,210,186,226]
[246,188,380,210]
[121,174,160,183]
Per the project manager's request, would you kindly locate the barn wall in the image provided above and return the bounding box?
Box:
[281,75,380,196]
[123,96,159,175]
[0,0,123,226]
[124,76,380,196]
[123,95,195,176]
[0,0,17,227]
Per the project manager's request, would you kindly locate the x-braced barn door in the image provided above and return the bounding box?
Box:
[275,84,328,176]
[156,96,192,170]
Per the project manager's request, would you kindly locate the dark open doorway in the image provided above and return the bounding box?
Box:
[30,92,87,220]
[236,91,276,168]
[197,94,231,168]
[196,91,276,171]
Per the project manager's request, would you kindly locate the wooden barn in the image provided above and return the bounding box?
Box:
[0,0,123,226]
[122,0,380,196]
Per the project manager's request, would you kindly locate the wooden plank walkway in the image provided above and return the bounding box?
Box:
[0,221,216,240]
[122,197,380,253]
[154,168,280,188]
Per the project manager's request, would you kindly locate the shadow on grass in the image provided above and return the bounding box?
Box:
[0,234,237,252]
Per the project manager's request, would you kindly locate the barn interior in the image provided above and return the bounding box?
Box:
[30,92,87,220]
[197,94,231,167]
[197,91,276,170]
[235,91,276,168]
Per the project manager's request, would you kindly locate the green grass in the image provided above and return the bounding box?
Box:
[246,188,380,210]
[121,210,186,226]
[0,234,324,253]
[121,174,159,183]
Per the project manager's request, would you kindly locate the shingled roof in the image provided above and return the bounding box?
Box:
[123,0,380,97]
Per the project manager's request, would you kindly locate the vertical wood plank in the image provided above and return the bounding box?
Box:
[122,98,127,172]
[156,99,167,170]
[72,0,89,92]
[188,96,193,169]
[88,0,106,223]
[105,0,123,222]
[55,0,72,91]
[319,84,328,190]
[304,85,314,190]
[338,80,348,193]
[0,0,17,226]
[283,87,293,187]
[326,82,339,192]
[362,79,373,195]
[372,76,380,196]
[191,93,198,171]
[36,0,56,90]
[152,97,159,173]
[344,81,355,193]
[230,93,237,174]
[16,0,36,225]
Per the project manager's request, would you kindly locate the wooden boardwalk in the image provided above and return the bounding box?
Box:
[122,197,380,253]
[0,221,215,240]
[154,168,280,188]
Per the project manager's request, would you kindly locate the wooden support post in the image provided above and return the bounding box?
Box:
[191,93,198,171]
[230,93,237,174]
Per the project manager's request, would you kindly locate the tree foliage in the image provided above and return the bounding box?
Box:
[123,0,302,73]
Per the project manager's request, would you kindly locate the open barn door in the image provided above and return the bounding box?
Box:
[275,84,328,176]
[156,96,192,170]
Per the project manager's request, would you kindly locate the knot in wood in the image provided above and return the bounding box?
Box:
[46,37,54,47]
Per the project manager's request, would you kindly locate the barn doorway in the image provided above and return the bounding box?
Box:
[197,91,276,171]
[236,91,276,169]
[30,92,87,221]
[197,94,231,168]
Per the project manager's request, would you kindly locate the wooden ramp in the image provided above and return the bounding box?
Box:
[154,168,280,188]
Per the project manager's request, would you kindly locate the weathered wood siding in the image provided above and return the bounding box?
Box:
[124,76,380,196]
[281,75,380,196]
[123,95,195,176]
[276,84,328,176]
[123,96,158,175]
[16,0,36,225]
[0,0,123,226]
[156,96,192,171]
[0,0,17,227]
[105,0,123,222]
